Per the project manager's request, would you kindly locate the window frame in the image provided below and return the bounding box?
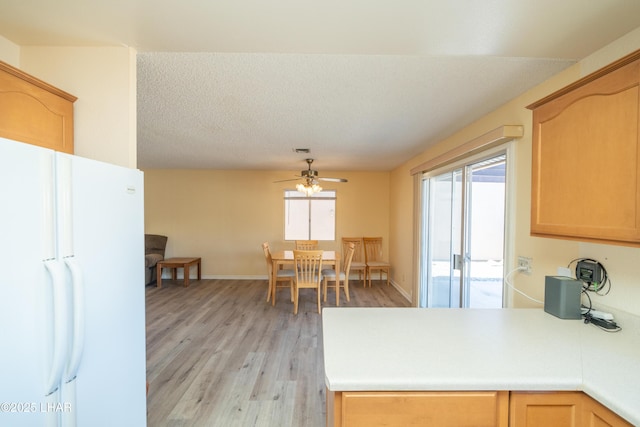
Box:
[284,189,337,241]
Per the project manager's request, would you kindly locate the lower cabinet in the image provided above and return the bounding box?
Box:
[327,390,632,427]
[509,392,632,427]
[327,390,509,427]
[510,392,582,426]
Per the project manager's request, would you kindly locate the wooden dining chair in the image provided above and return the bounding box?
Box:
[341,237,366,286]
[363,237,391,287]
[262,242,295,305]
[292,250,324,314]
[322,242,355,306]
[295,240,319,250]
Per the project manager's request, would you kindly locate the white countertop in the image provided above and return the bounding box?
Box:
[322,307,640,425]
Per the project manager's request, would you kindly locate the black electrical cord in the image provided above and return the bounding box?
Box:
[581,288,592,316]
[568,258,621,333]
[580,288,622,332]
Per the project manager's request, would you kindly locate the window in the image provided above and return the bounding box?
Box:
[284,190,336,241]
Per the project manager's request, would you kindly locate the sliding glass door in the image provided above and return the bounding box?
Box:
[419,153,506,308]
[419,169,462,307]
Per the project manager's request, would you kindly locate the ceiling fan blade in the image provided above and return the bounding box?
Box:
[273,177,302,183]
[318,177,348,183]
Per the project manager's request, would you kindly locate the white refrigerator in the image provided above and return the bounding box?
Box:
[0,137,147,426]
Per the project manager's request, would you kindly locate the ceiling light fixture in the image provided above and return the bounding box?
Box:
[296,179,322,196]
[273,158,346,196]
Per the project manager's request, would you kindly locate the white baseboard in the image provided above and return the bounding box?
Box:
[389,279,412,303]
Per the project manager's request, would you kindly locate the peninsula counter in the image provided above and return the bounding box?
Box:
[322,308,639,426]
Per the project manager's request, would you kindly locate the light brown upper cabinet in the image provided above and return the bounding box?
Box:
[0,61,76,154]
[527,50,640,246]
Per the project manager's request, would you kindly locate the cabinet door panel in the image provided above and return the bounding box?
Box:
[529,52,640,246]
[582,395,633,427]
[533,85,639,237]
[510,392,582,427]
[0,61,76,154]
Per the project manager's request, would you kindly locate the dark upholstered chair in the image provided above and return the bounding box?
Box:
[145,234,167,286]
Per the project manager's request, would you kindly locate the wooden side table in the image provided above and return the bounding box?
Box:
[156,257,201,288]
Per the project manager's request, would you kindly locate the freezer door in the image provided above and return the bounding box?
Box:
[56,153,146,426]
[0,137,65,426]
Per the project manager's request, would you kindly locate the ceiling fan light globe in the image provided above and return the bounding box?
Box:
[296,182,322,196]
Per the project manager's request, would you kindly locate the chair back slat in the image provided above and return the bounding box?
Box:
[295,240,319,250]
[262,242,273,274]
[292,250,323,314]
[293,250,323,288]
[341,237,363,264]
[344,242,355,275]
[363,237,384,263]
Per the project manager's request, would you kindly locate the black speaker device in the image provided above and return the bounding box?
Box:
[544,276,582,319]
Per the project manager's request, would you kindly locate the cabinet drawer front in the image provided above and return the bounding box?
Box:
[340,391,508,427]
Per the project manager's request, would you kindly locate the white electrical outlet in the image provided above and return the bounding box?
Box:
[517,256,532,275]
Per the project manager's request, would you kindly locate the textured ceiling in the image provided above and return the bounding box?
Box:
[137,53,572,170]
[1,0,640,171]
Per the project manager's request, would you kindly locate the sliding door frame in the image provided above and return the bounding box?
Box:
[415,142,516,308]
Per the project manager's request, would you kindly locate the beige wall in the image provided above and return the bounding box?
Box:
[20,46,137,168]
[390,27,640,315]
[0,35,19,67]
[0,41,137,168]
[143,169,389,278]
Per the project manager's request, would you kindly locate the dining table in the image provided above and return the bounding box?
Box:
[269,250,341,307]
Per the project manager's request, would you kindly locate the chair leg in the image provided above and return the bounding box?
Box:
[272,280,277,306]
[266,278,272,303]
[323,278,328,302]
[335,278,340,306]
[316,286,321,314]
[344,279,350,302]
[290,279,294,302]
[293,286,299,315]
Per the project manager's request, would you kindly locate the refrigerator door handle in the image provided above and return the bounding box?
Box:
[44,259,70,396]
[64,256,85,383]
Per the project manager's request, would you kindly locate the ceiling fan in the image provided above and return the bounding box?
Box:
[274,159,347,194]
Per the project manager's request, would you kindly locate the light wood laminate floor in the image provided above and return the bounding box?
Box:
[146,278,410,426]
